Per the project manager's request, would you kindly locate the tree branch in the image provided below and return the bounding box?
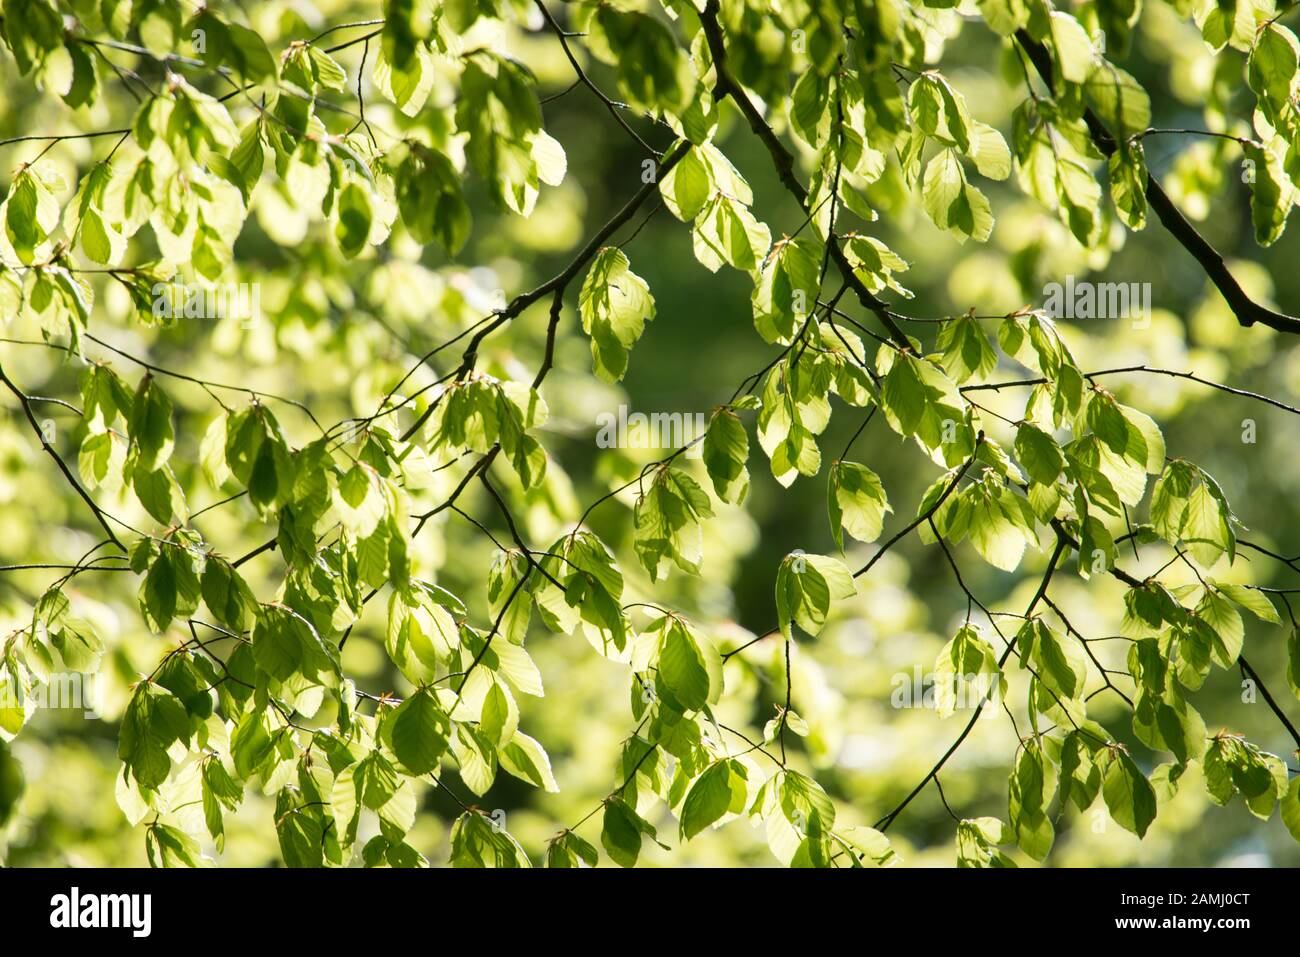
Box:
[874,533,1070,831]
[0,365,126,552]
[1014,29,1300,337]
[697,0,914,352]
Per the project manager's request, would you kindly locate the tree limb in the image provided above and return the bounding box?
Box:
[1015,29,1300,337]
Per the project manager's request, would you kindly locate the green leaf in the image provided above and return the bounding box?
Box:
[1100,747,1158,837]
[842,235,912,302]
[1048,11,1096,84]
[132,464,187,525]
[146,822,202,868]
[251,604,338,685]
[78,431,115,488]
[967,122,1012,180]
[587,7,694,113]
[119,684,190,791]
[680,759,747,840]
[1084,62,1151,138]
[1283,777,1300,843]
[909,73,972,152]
[252,607,302,682]
[934,624,1001,718]
[691,195,771,273]
[309,46,348,90]
[956,816,1016,867]
[601,796,656,867]
[1182,473,1236,567]
[448,808,530,867]
[1108,144,1148,230]
[776,552,856,639]
[478,679,518,749]
[456,54,549,215]
[751,236,821,344]
[390,688,449,775]
[881,353,929,435]
[779,770,836,837]
[633,466,713,580]
[138,544,201,632]
[334,180,373,258]
[499,731,559,792]
[1243,142,1292,247]
[921,149,993,242]
[396,143,471,254]
[1212,582,1280,624]
[937,316,998,383]
[1018,618,1087,702]
[49,617,103,672]
[200,557,256,632]
[579,247,655,382]
[1014,422,1064,485]
[547,831,599,867]
[828,461,891,548]
[654,616,723,713]
[130,376,174,473]
[1196,588,1244,668]
[4,167,58,264]
[191,11,278,84]
[1248,25,1300,123]
[659,146,712,221]
[1008,738,1055,860]
[702,409,751,505]
[356,751,400,810]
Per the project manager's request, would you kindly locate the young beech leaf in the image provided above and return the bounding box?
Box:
[652,616,723,713]
[579,247,655,382]
[130,376,174,473]
[586,7,694,113]
[1283,777,1300,843]
[921,149,993,243]
[659,146,712,221]
[389,688,449,775]
[828,461,891,548]
[1015,422,1065,487]
[776,552,856,639]
[547,831,599,868]
[680,759,747,840]
[633,466,713,580]
[1008,738,1054,860]
[601,797,662,868]
[934,624,1000,718]
[956,816,1016,867]
[702,408,750,505]
[200,557,256,632]
[751,236,821,344]
[1099,746,1157,837]
[396,142,470,254]
[909,73,972,152]
[119,684,191,791]
[449,809,531,867]
[499,732,558,792]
